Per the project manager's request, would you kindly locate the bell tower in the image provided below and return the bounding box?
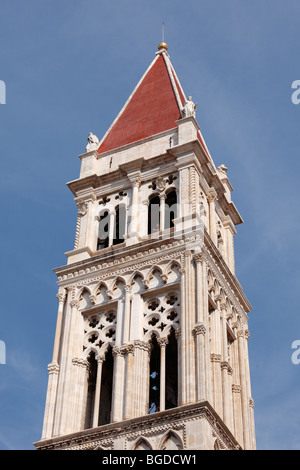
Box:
[34,43,255,451]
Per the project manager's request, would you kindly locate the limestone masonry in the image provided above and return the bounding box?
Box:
[34,43,255,451]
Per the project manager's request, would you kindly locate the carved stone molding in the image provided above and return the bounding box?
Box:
[232,384,241,394]
[70,299,80,309]
[34,401,240,451]
[192,322,206,337]
[56,287,67,304]
[133,340,151,354]
[129,174,141,188]
[72,357,88,369]
[48,362,60,375]
[121,344,135,356]
[112,346,125,358]
[207,187,218,203]
[221,361,230,371]
[157,337,169,348]
[210,353,222,363]
[193,251,205,264]
[76,201,88,217]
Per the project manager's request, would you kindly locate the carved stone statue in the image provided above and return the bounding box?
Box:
[182,96,197,118]
[86,132,99,152]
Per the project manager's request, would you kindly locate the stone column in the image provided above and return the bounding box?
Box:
[237,328,250,449]
[180,251,196,405]
[57,298,80,436]
[123,344,135,420]
[232,383,243,445]
[74,196,96,251]
[175,328,182,406]
[192,323,206,402]
[223,216,236,274]
[159,193,166,232]
[132,340,151,417]
[41,362,60,439]
[210,305,223,418]
[157,337,168,412]
[201,257,212,403]
[249,397,256,450]
[92,355,104,428]
[74,201,88,249]
[207,187,218,245]
[227,364,234,433]
[122,286,132,344]
[111,346,125,423]
[193,252,207,402]
[127,173,141,242]
[140,199,149,238]
[231,322,244,446]
[108,210,115,247]
[178,264,186,406]
[71,357,89,431]
[52,287,67,363]
[41,287,67,439]
[244,329,256,450]
[220,303,231,429]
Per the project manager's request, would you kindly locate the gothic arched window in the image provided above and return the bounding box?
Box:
[148,195,160,235]
[98,347,114,426]
[165,328,178,410]
[97,211,110,250]
[147,330,179,414]
[113,204,126,246]
[148,335,160,413]
[84,347,115,429]
[85,352,98,430]
[165,190,177,230]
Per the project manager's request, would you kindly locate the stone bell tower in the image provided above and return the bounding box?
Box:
[34,42,256,451]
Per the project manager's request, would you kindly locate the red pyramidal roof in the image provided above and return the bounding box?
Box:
[97,50,186,155]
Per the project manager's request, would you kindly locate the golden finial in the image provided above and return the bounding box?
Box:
[158,42,168,51]
[158,22,168,51]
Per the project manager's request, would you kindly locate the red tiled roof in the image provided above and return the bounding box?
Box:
[97,54,183,155]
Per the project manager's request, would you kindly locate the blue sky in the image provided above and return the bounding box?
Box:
[0,0,300,450]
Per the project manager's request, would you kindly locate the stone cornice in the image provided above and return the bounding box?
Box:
[54,236,186,285]
[68,153,177,199]
[33,401,241,451]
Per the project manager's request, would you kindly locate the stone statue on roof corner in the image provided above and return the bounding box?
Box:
[86,132,99,152]
[182,96,198,118]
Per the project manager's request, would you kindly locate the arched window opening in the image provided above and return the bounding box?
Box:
[133,437,153,450]
[165,328,178,410]
[97,211,109,250]
[148,335,160,413]
[160,431,183,450]
[85,352,97,429]
[99,347,114,426]
[113,205,126,246]
[165,190,177,230]
[148,195,160,235]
